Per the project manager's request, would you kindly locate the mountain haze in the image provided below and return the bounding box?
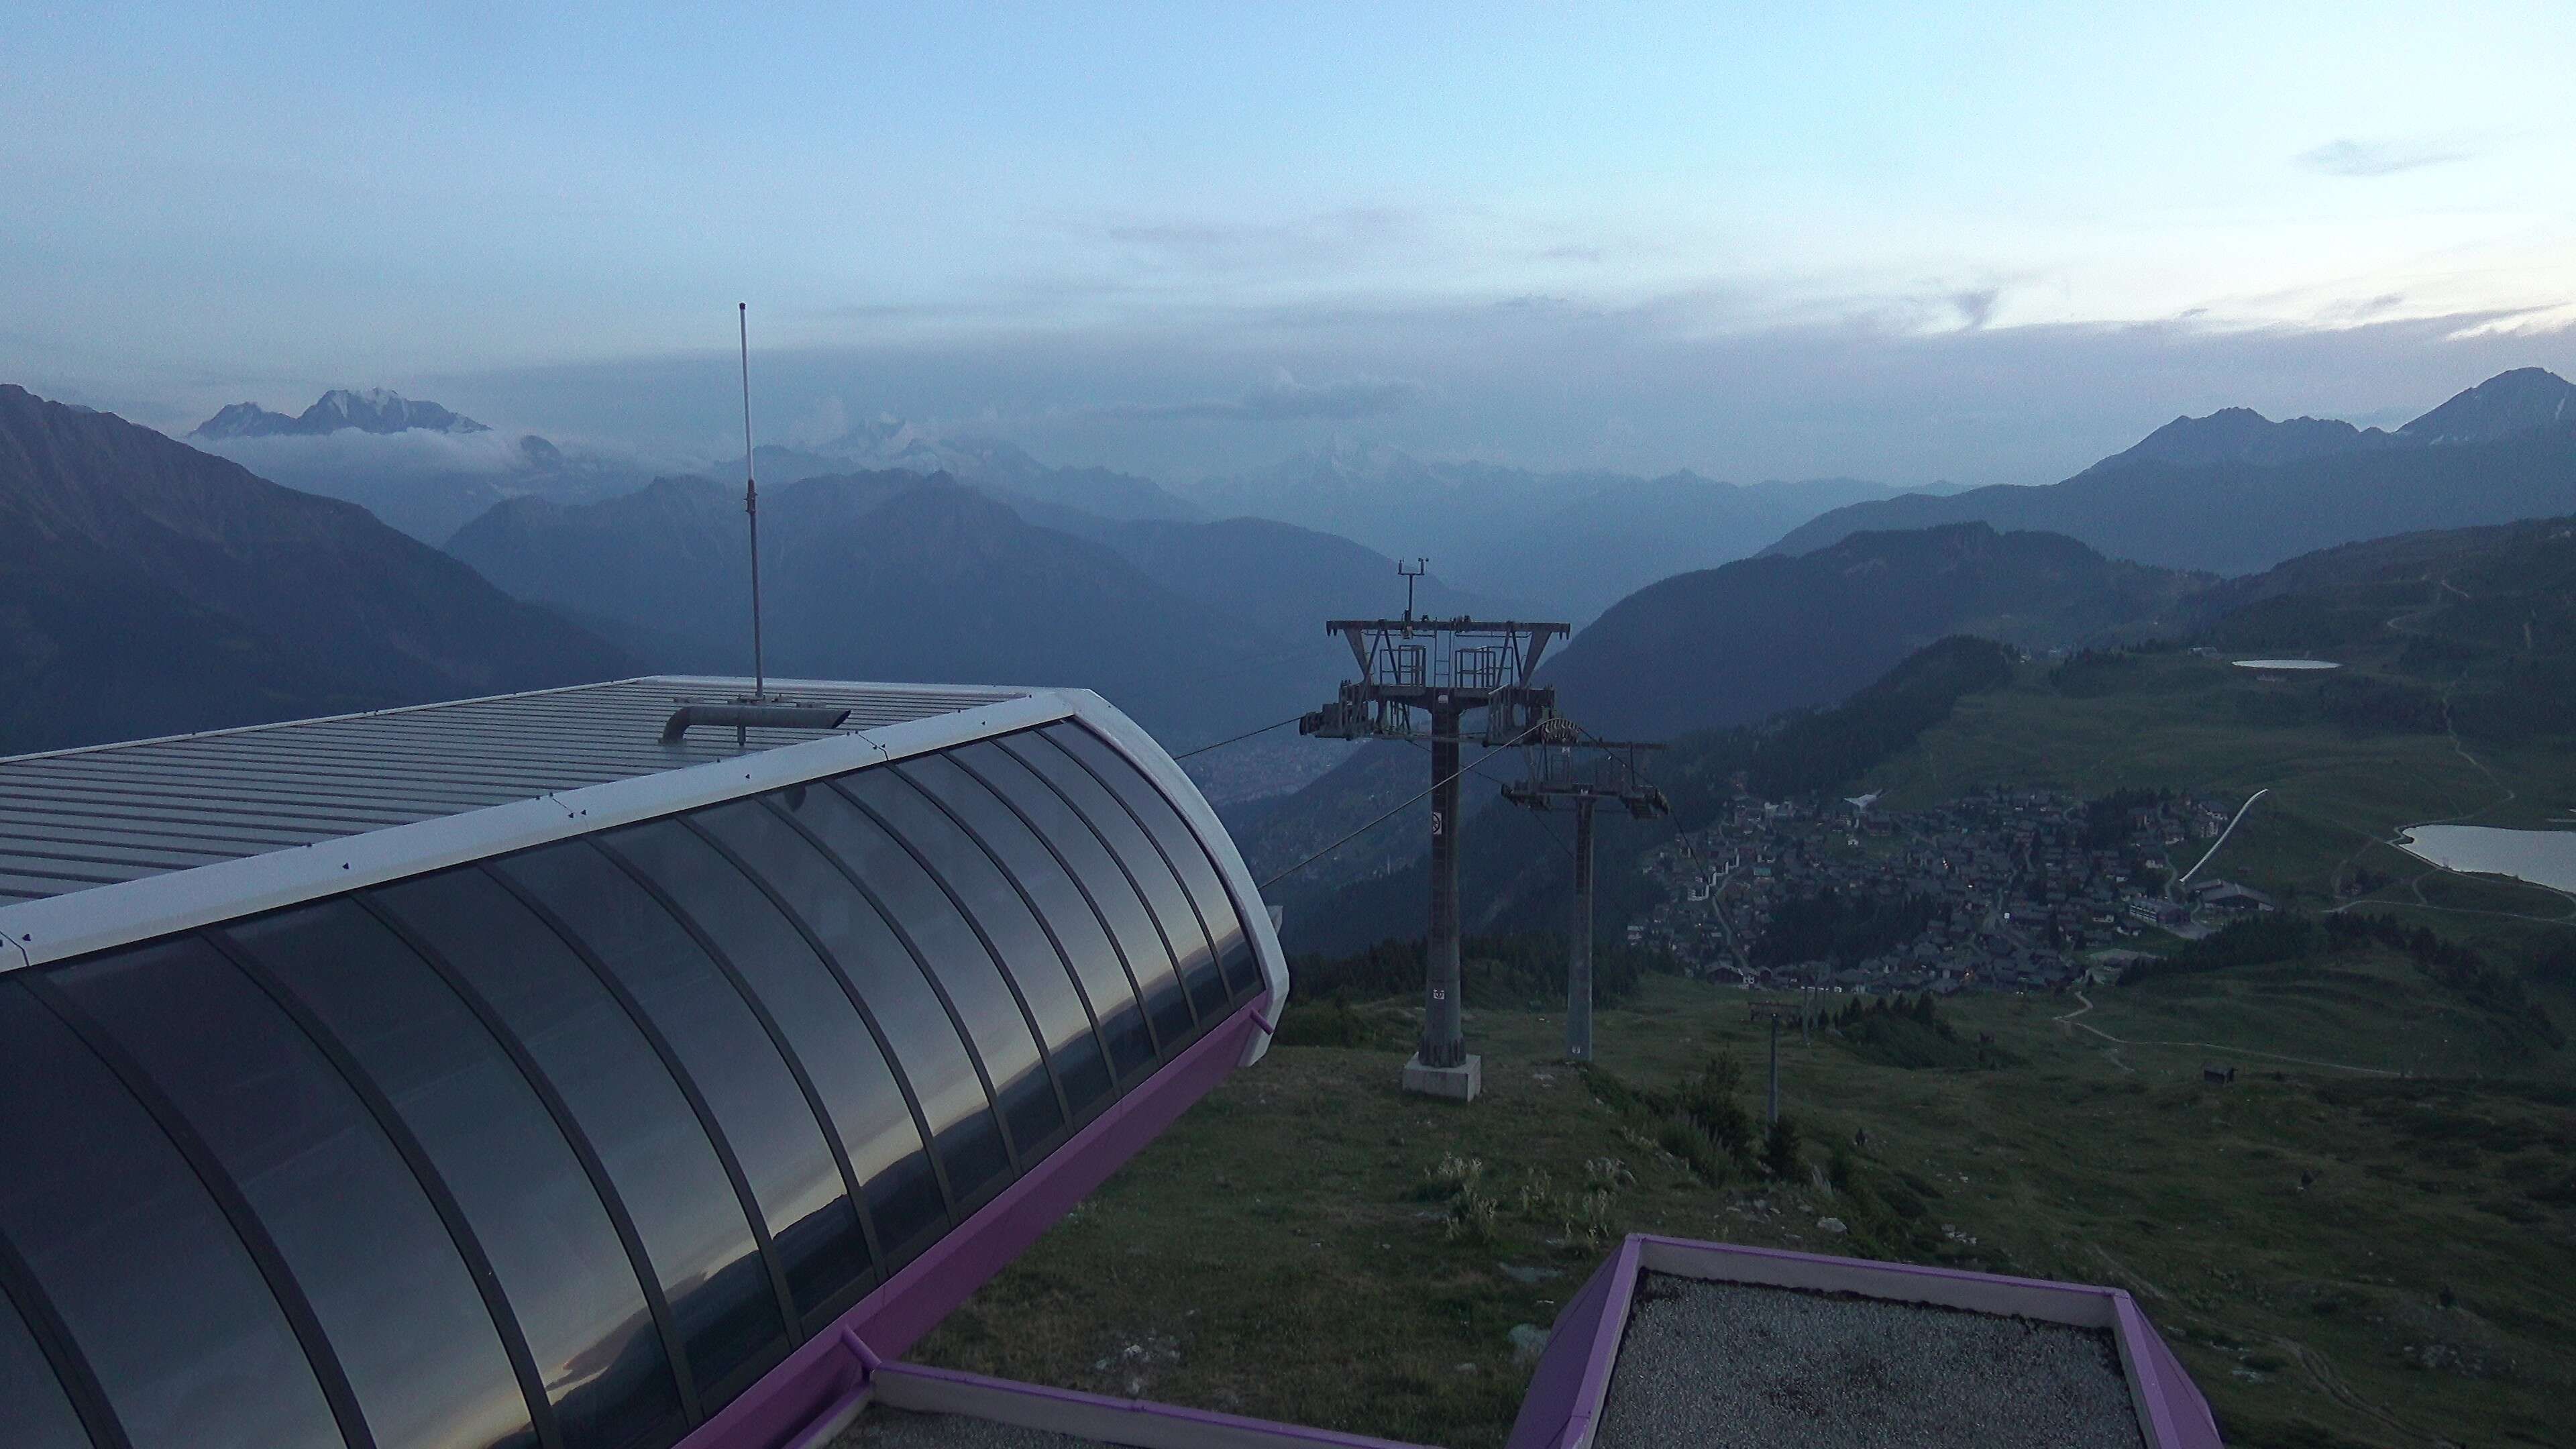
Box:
[1179,444,1929,620]
[1028,512,1506,646]
[755,422,1202,523]
[445,472,1316,741]
[187,388,653,544]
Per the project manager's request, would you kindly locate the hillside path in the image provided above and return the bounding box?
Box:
[2053,993,2400,1077]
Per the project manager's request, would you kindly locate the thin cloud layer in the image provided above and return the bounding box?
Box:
[195,426,534,478]
[1099,370,1430,423]
[2298,138,2469,177]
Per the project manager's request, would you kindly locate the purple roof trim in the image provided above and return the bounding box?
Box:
[2118,1294,2222,1449]
[678,1001,1266,1449]
[871,1362,1438,1448]
[1501,1248,1625,1449]
[1553,1234,1644,1449]
[1633,1232,2137,1301]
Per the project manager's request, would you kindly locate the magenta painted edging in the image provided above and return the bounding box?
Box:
[872,1362,1438,1448]
[1547,1234,1644,1449]
[678,1002,1265,1449]
[1633,1232,2130,1302]
[2117,1295,2223,1449]
[1501,1249,1625,1449]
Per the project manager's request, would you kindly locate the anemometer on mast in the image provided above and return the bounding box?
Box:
[739,302,766,702]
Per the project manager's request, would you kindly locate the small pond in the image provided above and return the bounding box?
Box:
[2394,824,2576,895]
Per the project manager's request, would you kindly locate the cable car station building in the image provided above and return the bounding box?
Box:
[0,678,2218,1449]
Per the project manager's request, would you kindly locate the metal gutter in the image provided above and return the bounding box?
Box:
[673,999,1267,1449]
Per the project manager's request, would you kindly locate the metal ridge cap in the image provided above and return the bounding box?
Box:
[0,690,1080,969]
[645,674,1031,699]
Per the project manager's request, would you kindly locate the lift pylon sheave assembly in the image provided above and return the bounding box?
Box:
[1301,591,1570,1102]
[1501,735,1670,1064]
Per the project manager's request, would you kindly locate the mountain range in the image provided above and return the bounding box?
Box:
[192,388,491,439]
[0,384,633,755]
[186,389,655,545]
[443,470,1421,743]
[1542,521,2210,739]
[1768,369,2576,575]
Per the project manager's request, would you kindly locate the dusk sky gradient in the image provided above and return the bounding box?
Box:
[7,1,2573,484]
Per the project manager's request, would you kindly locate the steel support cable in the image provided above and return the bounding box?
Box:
[1085,640,1348,715]
[1258,720,1548,890]
[1401,735,1582,863]
[1171,713,1308,760]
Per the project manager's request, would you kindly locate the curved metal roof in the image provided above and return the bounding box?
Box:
[0,683,1287,1449]
[0,677,1020,905]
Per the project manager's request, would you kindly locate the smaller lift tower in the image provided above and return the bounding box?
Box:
[1301,565,1568,1102]
[1503,735,1670,1063]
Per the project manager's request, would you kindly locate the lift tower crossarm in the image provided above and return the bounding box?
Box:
[1302,618,1569,749]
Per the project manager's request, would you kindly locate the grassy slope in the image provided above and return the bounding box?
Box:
[915,651,2576,1448]
[915,974,2575,1449]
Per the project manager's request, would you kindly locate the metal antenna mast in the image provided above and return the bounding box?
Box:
[739,302,766,702]
[1501,735,1670,1063]
[1301,561,1568,1102]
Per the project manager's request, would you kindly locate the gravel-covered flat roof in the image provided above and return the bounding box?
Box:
[1595,1273,2147,1449]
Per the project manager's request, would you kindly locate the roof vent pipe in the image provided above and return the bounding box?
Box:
[661,704,851,743]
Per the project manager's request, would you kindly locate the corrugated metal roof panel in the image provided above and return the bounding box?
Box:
[0,676,1022,906]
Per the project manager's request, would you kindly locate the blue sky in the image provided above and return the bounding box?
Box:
[6,1,2573,484]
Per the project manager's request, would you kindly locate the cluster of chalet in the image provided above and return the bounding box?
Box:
[1632,786,2245,995]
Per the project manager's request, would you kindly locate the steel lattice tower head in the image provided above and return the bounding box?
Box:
[1301,608,1568,1102]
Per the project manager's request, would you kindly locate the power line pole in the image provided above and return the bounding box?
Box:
[1501,736,1669,1063]
[1571,795,1593,1060]
[1750,1001,1800,1124]
[1301,576,1568,1102]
